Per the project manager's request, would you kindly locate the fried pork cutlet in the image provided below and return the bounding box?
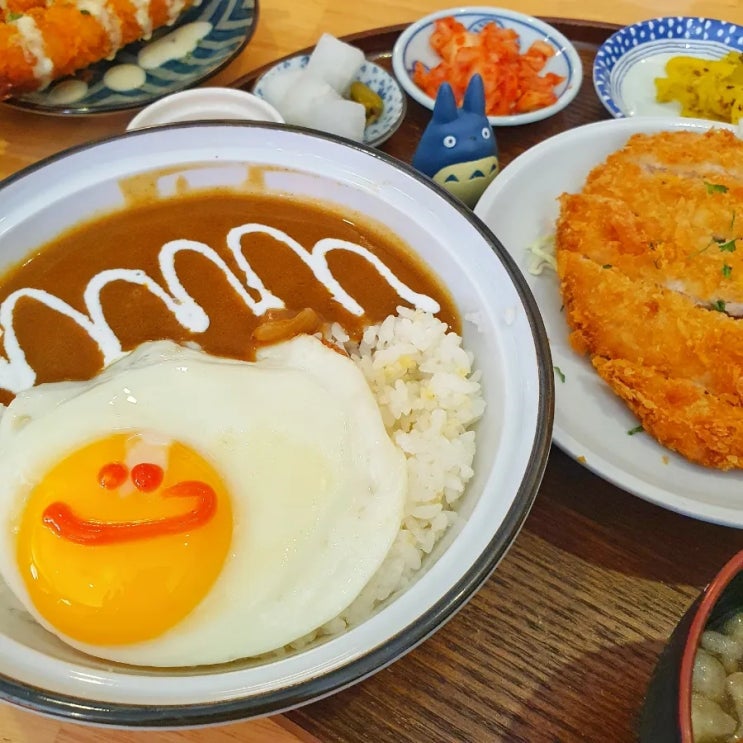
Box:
[556,129,743,470]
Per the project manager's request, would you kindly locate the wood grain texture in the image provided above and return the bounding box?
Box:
[2,2,743,742]
[0,706,319,743]
[289,449,743,742]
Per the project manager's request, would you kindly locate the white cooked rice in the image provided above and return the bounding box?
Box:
[289,306,485,647]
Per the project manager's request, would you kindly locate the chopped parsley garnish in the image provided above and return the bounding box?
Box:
[80,8,90,13]
[627,425,644,436]
[602,263,612,269]
[715,237,737,252]
[7,11,22,20]
[553,365,565,383]
[705,181,729,194]
[723,264,733,278]
[712,299,727,312]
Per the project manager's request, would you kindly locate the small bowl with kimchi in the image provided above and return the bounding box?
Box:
[391,7,583,127]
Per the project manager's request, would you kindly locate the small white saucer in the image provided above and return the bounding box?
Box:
[126,87,284,130]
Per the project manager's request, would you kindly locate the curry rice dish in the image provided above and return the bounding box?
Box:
[0,189,484,666]
[557,128,743,470]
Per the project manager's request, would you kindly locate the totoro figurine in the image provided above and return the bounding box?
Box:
[412,73,499,208]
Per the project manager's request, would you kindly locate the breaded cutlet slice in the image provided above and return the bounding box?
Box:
[587,129,743,185]
[555,129,743,469]
[557,251,743,402]
[556,136,743,310]
[593,357,743,470]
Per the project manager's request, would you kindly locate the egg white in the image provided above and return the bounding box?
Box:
[0,337,407,666]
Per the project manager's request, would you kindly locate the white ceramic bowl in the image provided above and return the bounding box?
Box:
[392,6,583,126]
[126,87,284,130]
[252,54,406,147]
[0,123,552,726]
[475,116,743,527]
[593,16,743,119]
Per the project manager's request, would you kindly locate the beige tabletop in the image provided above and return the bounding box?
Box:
[2,0,743,741]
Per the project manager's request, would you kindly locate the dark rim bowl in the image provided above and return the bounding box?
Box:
[0,121,553,726]
[640,549,743,742]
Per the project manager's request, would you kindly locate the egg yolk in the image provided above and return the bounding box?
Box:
[16,433,233,646]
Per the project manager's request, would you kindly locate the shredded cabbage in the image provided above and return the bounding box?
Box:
[526,233,557,275]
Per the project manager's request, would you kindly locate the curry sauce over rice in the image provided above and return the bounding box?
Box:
[0,190,458,404]
[0,185,485,657]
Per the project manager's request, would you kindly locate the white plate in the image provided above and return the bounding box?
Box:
[391,6,582,127]
[475,116,743,527]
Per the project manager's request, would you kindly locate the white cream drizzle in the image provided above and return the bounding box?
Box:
[129,0,153,39]
[14,16,54,88]
[138,21,211,69]
[46,79,89,104]
[76,0,123,56]
[103,63,146,92]
[165,0,187,26]
[0,224,439,394]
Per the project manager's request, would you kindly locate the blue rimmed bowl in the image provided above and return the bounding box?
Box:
[5,0,258,116]
[391,6,583,127]
[594,16,743,119]
[252,54,406,148]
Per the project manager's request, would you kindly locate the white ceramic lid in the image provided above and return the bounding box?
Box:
[127,88,284,130]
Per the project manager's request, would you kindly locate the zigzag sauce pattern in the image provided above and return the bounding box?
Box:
[0,223,439,393]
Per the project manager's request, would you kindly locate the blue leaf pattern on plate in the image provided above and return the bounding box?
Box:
[10,0,257,115]
[593,16,743,118]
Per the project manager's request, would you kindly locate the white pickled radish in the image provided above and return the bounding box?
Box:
[260,68,306,109]
[278,73,340,126]
[306,33,365,95]
[304,99,366,142]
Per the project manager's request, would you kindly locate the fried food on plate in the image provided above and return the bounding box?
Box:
[556,128,743,469]
[0,0,194,99]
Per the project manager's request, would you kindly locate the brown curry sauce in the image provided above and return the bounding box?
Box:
[0,191,458,405]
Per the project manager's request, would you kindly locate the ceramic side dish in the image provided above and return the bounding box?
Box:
[5,0,258,116]
[474,116,743,527]
[391,6,583,127]
[252,54,406,147]
[593,16,743,119]
[0,122,552,726]
[639,550,743,742]
[127,87,284,129]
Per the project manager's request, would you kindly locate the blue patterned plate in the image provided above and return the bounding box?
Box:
[5,0,257,115]
[252,54,406,148]
[594,16,743,119]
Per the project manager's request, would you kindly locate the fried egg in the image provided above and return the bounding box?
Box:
[0,336,407,666]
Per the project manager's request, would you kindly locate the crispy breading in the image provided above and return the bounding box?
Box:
[593,358,743,470]
[0,0,194,99]
[556,128,743,469]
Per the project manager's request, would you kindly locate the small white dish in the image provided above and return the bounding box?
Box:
[126,88,284,130]
[391,6,583,127]
[593,16,743,119]
[252,55,406,147]
[475,116,743,528]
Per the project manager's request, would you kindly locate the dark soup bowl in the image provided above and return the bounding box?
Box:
[641,550,743,742]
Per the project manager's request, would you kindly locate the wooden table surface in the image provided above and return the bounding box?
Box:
[3,0,743,741]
